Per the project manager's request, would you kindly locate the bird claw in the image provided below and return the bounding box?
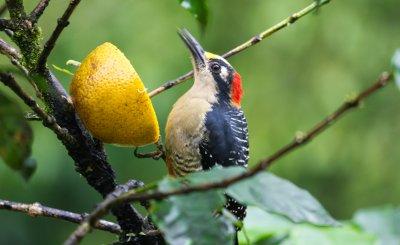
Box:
[134,147,165,160]
[134,139,166,160]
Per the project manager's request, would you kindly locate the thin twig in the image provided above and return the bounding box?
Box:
[36,0,81,70]
[0,72,75,144]
[69,72,392,243]
[0,199,121,234]
[0,38,43,98]
[148,0,331,98]
[127,73,393,200]
[0,38,20,60]
[30,0,51,23]
[0,38,31,77]
[64,180,146,245]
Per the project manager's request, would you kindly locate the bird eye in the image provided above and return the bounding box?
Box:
[210,63,221,73]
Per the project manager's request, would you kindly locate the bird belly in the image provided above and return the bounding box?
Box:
[165,97,212,177]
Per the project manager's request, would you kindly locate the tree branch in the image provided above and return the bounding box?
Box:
[147,0,331,98]
[69,71,392,243]
[5,0,26,20]
[0,38,43,98]
[0,72,75,144]
[30,0,51,23]
[0,18,13,31]
[1,0,147,238]
[0,199,121,234]
[36,0,81,70]
[64,180,161,245]
[0,38,21,60]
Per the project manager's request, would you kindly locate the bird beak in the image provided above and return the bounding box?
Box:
[178,29,206,70]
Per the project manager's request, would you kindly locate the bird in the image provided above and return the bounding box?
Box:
[165,29,249,234]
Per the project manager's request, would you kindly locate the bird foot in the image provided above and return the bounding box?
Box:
[134,141,165,161]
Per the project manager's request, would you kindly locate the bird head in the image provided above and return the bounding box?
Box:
[178,29,243,107]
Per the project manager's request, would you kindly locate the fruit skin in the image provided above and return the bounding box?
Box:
[70,42,160,146]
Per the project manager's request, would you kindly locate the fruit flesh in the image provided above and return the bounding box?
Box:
[70,42,160,146]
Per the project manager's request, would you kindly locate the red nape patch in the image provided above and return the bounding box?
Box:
[231,72,243,106]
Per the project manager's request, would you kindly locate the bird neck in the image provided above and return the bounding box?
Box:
[214,72,243,108]
[191,70,243,108]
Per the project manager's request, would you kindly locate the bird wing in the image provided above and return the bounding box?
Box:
[200,106,249,170]
[200,105,249,222]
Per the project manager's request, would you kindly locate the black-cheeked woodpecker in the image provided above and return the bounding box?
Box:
[165,29,249,236]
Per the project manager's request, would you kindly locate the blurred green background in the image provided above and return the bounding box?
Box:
[0,0,399,244]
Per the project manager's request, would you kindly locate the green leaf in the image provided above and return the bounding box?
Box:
[151,177,235,245]
[238,206,293,244]
[159,167,337,226]
[353,205,400,245]
[163,167,337,226]
[392,49,400,89]
[150,167,338,244]
[0,91,36,180]
[239,207,376,245]
[178,0,208,30]
[226,171,338,226]
[187,165,246,185]
[281,223,376,245]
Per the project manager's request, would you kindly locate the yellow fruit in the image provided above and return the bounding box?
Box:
[70,42,160,146]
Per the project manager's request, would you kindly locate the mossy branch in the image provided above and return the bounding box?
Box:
[0,0,149,241]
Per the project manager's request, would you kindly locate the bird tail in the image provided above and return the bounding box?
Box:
[225,195,247,223]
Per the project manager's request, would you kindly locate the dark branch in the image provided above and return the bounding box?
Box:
[148,0,331,98]
[0,199,121,234]
[64,180,149,245]
[5,0,42,72]
[30,0,51,23]
[0,72,75,144]
[0,19,13,31]
[36,0,81,70]
[1,0,148,237]
[5,0,26,19]
[1,0,155,240]
[71,72,392,241]
[35,72,150,238]
[0,37,45,100]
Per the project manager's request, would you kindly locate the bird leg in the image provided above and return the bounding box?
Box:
[134,139,165,161]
